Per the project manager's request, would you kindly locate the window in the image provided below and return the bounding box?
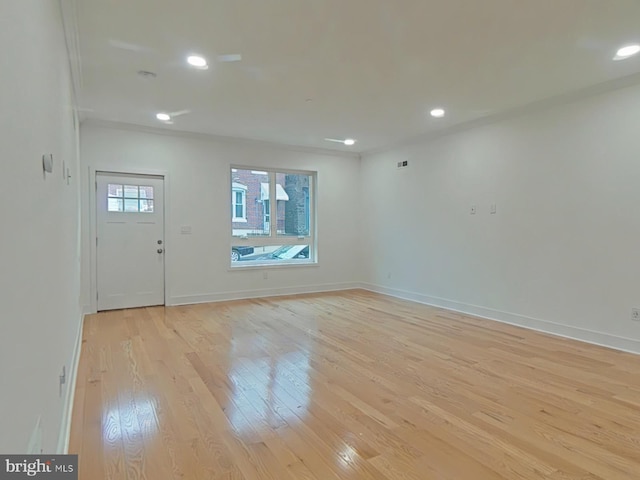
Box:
[107,184,154,212]
[230,167,316,266]
[231,183,247,222]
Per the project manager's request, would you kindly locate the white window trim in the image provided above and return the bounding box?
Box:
[230,166,317,268]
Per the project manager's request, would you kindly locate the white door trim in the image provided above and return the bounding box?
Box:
[88,166,171,314]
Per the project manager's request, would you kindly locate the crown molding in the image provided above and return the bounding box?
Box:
[81,119,362,160]
[362,71,640,157]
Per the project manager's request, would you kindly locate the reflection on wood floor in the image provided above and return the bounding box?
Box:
[70,290,640,479]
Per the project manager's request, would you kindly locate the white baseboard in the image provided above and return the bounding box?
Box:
[359,283,640,355]
[56,310,85,454]
[168,282,360,306]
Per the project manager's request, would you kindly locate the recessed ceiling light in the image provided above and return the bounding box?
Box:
[324,137,356,146]
[430,108,446,118]
[187,55,208,69]
[614,44,640,60]
[156,113,171,121]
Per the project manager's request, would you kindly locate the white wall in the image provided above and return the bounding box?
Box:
[361,83,640,353]
[0,0,81,453]
[80,124,362,309]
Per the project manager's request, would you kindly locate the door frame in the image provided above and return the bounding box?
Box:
[88,166,171,313]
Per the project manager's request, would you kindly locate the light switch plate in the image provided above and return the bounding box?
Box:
[42,154,53,173]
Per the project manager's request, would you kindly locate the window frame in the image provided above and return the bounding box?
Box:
[230,166,317,268]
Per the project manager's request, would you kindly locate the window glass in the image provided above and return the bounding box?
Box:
[231,169,271,237]
[139,186,154,199]
[230,167,315,267]
[107,184,154,213]
[276,173,311,237]
[108,184,123,197]
[231,245,311,263]
[139,200,154,212]
[107,198,123,212]
[124,199,139,212]
[124,185,139,198]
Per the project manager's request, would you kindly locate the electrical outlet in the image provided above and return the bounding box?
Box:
[470,205,477,215]
[263,271,268,280]
[632,308,640,321]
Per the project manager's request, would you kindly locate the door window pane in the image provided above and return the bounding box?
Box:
[124,185,139,198]
[139,199,154,212]
[108,184,123,197]
[139,186,154,199]
[124,199,139,212]
[108,198,123,212]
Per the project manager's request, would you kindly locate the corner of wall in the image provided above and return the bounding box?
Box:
[56,310,85,454]
[360,283,640,355]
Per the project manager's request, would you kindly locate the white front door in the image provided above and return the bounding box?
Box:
[96,172,165,311]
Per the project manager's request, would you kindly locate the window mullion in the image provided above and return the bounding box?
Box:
[269,172,276,237]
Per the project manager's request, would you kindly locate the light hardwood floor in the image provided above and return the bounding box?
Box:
[69,290,640,480]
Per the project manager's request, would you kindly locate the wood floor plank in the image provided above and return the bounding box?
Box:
[70,290,640,479]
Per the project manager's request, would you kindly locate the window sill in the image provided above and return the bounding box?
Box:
[228,261,318,272]
[232,218,248,223]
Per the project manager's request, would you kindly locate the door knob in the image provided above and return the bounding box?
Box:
[157,249,164,254]
[157,240,163,244]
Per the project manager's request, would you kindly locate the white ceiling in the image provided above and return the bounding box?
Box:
[75,0,640,153]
